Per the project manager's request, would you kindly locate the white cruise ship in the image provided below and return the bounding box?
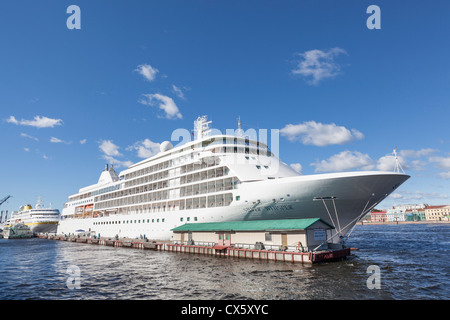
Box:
[58,116,409,243]
[7,197,60,233]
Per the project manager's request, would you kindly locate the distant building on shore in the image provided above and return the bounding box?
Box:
[366,203,450,223]
[370,210,387,222]
[425,205,450,221]
[392,204,427,211]
[386,207,406,222]
[405,208,426,221]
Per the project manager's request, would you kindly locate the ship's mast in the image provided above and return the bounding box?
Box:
[393,147,405,173]
[236,115,244,137]
[36,196,43,209]
[194,116,212,140]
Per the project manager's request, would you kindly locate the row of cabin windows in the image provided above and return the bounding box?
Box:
[202,137,267,148]
[92,217,200,225]
[98,167,229,203]
[95,193,234,211]
[69,193,93,203]
[124,137,270,182]
[211,146,272,157]
[125,166,227,190]
[93,218,167,225]
[95,176,236,209]
[124,158,220,188]
[123,143,217,182]
[179,217,198,222]
[70,138,269,202]
[123,144,209,181]
[125,160,171,180]
[66,198,92,208]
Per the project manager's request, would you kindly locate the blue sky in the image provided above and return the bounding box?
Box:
[1,0,450,215]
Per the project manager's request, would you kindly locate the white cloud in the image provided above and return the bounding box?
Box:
[388,190,449,201]
[409,159,427,172]
[24,148,30,152]
[439,172,450,180]
[6,115,63,128]
[139,93,182,120]
[172,84,189,100]
[280,121,364,146]
[101,155,133,169]
[291,47,347,85]
[376,154,407,172]
[290,163,303,174]
[429,156,450,170]
[127,139,161,159]
[99,140,122,157]
[135,64,159,81]
[98,140,134,168]
[429,156,450,180]
[50,137,71,144]
[6,116,18,125]
[20,133,39,141]
[80,139,87,145]
[311,150,374,173]
[389,193,404,200]
[399,148,439,158]
[50,137,62,143]
[24,116,62,128]
[375,148,438,173]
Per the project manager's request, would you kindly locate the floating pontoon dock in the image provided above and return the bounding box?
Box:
[37,218,351,264]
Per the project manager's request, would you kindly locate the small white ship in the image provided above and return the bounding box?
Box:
[3,223,34,239]
[6,197,60,234]
[58,116,410,243]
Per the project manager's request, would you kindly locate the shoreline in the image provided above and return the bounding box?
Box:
[357,220,450,226]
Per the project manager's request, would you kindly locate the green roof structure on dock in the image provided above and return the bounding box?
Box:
[171,218,334,232]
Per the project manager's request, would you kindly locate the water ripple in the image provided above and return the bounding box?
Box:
[1,224,449,300]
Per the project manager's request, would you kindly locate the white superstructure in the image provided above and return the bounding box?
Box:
[58,116,410,243]
[7,197,60,233]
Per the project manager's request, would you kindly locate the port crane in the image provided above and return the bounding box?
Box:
[0,195,11,207]
[0,195,11,224]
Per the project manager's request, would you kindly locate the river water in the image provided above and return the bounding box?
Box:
[0,223,448,301]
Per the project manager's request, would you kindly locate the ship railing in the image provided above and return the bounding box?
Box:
[233,243,280,251]
[172,240,216,247]
[233,243,302,252]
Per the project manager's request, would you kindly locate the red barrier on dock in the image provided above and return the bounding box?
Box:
[36,235,349,264]
[166,244,350,264]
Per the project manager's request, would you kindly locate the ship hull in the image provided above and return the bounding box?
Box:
[58,171,409,243]
[28,222,59,234]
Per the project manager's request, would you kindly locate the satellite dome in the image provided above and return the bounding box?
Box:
[160,141,173,152]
